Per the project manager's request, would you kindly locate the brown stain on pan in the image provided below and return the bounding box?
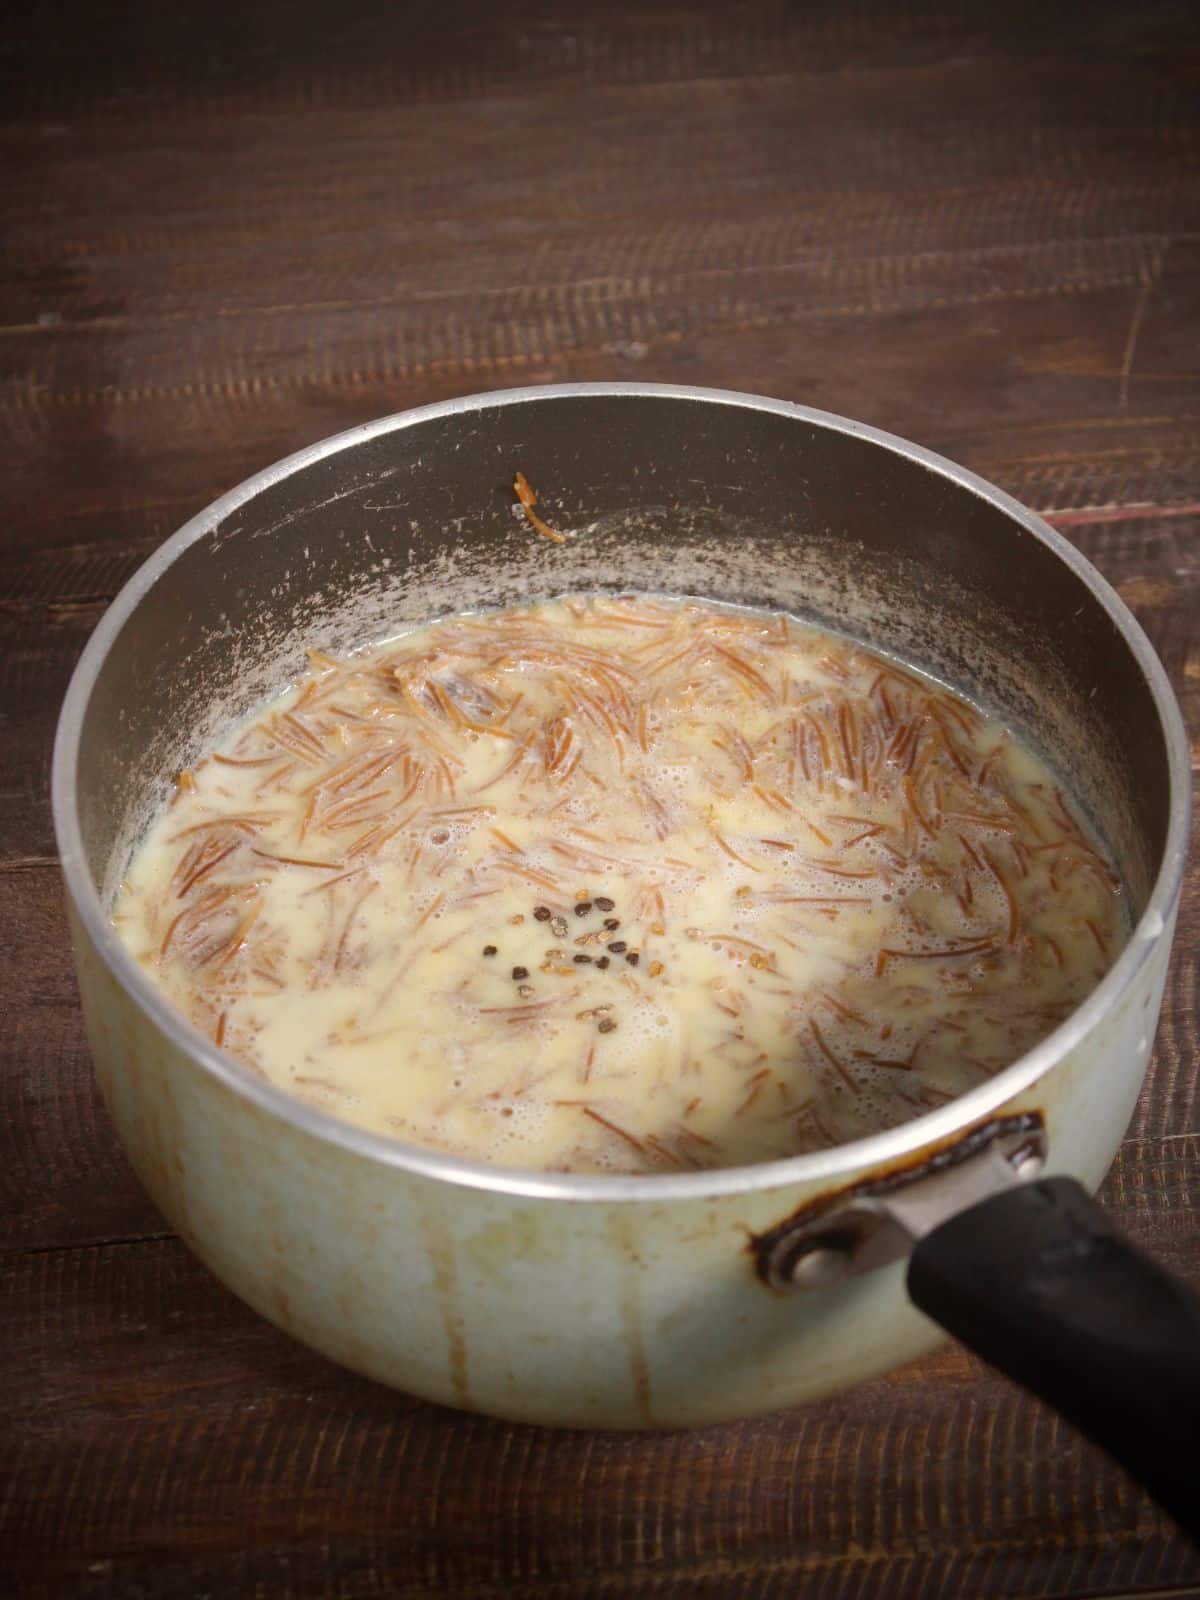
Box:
[610,1213,654,1425]
[749,1110,1046,1287]
[420,1196,471,1409]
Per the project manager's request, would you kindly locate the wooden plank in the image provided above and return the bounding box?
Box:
[4,172,1196,334]
[0,867,164,1252]
[0,1227,1196,1599]
[0,232,1188,417]
[2,0,1195,126]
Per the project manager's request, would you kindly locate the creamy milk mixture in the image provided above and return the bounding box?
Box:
[114,595,1127,1172]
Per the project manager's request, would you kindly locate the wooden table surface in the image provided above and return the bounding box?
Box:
[3,3,1199,1595]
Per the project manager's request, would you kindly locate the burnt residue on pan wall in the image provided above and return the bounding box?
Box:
[419,1192,472,1411]
[749,1110,1047,1288]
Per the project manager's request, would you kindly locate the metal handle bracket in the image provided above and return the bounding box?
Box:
[758,1114,1047,1291]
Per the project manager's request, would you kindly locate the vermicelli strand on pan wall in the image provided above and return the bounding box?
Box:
[113,595,1128,1173]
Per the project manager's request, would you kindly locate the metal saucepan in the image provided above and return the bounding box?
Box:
[52,385,1196,1529]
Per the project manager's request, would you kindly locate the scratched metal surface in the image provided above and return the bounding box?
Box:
[1,2,1198,1595]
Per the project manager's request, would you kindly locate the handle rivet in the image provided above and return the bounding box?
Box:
[787,1244,851,1289]
[1010,1144,1045,1181]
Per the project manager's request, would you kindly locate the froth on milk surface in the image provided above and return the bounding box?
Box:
[114,594,1127,1173]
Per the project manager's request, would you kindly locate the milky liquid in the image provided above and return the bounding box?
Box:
[113,595,1128,1173]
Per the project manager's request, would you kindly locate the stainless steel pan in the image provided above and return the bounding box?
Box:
[52,385,1195,1529]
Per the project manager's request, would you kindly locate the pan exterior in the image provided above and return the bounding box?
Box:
[54,385,1189,1427]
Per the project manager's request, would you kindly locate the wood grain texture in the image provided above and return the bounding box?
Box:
[2,1,1198,1594]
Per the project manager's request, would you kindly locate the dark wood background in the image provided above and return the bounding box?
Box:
[2,3,1198,1595]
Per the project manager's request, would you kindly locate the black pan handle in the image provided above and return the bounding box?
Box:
[908,1176,1200,1539]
